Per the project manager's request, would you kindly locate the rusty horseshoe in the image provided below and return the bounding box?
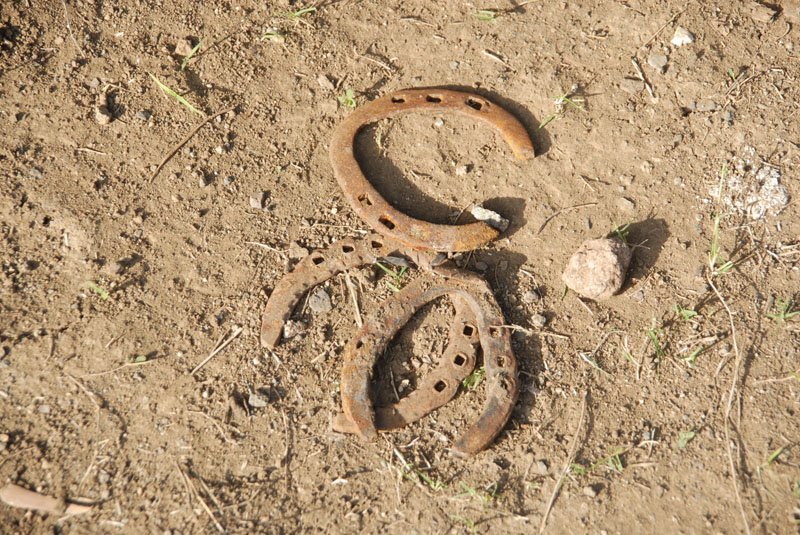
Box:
[329,89,535,252]
[331,295,479,434]
[339,269,519,457]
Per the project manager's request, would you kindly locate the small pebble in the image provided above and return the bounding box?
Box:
[136,110,152,121]
[647,52,668,72]
[670,26,695,47]
[223,176,235,185]
[29,167,43,180]
[696,99,718,112]
[531,313,547,329]
[620,78,645,94]
[521,290,539,304]
[288,242,308,260]
[248,392,268,408]
[583,485,598,498]
[97,470,111,484]
[617,197,635,211]
[307,288,333,314]
[39,404,51,414]
[249,192,265,209]
[474,261,488,271]
[534,460,548,476]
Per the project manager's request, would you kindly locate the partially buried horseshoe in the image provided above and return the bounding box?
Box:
[329,89,535,252]
[340,269,519,457]
[331,295,479,434]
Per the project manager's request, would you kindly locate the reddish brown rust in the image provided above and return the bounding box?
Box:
[340,269,519,457]
[260,233,401,349]
[329,89,535,252]
[331,296,479,434]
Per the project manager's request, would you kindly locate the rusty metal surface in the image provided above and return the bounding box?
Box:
[329,88,535,252]
[331,295,478,434]
[260,234,401,349]
[339,269,519,457]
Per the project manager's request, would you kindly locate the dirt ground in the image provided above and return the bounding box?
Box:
[2,0,800,533]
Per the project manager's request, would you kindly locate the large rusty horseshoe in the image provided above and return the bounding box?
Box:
[340,270,519,457]
[329,89,535,252]
[331,295,479,434]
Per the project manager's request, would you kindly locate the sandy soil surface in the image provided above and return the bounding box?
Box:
[2,0,799,533]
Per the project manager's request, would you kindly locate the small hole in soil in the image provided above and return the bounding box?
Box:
[341,245,354,253]
[426,94,443,103]
[453,354,466,366]
[355,339,364,349]
[434,380,447,392]
[358,193,373,207]
[370,240,383,249]
[379,216,395,230]
[496,355,508,367]
[466,97,485,111]
[391,96,406,103]
[462,324,475,336]
[311,255,325,265]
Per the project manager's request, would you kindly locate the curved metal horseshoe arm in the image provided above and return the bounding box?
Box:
[340,271,519,457]
[329,89,535,252]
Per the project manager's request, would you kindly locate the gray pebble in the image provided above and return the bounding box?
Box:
[449,61,459,70]
[248,392,268,408]
[647,53,668,71]
[723,109,734,125]
[308,287,333,314]
[97,470,111,484]
[29,167,43,179]
[583,485,598,498]
[223,176,235,185]
[617,197,635,211]
[620,78,645,94]
[534,460,549,475]
[136,110,152,121]
[696,99,718,112]
[39,404,51,414]
[521,290,539,304]
[531,313,547,329]
[474,261,488,271]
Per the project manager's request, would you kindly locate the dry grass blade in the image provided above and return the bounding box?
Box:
[539,391,587,534]
[707,276,751,535]
[190,326,243,375]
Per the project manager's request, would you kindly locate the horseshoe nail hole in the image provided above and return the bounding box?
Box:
[500,377,515,393]
[355,339,364,349]
[453,354,466,366]
[434,380,447,392]
[379,216,396,230]
[496,355,508,367]
[466,97,486,111]
[370,239,383,249]
[426,94,443,103]
[489,326,502,338]
[311,255,325,265]
[462,324,475,336]
[391,95,406,103]
[341,244,355,253]
[357,193,373,207]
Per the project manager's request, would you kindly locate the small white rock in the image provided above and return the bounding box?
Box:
[670,27,695,47]
[470,205,509,232]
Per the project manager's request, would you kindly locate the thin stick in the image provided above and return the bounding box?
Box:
[150,107,234,183]
[190,326,243,375]
[538,203,597,233]
[631,57,655,98]
[187,410,236,444]
[61,0,86,58]
[707,276,751,535]
[81,359,157,378]
[343,272,363,327]
[245,241,286,258]
[539,391,587,534]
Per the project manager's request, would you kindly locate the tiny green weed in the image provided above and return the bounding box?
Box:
[792,480,800,498]
[611,221,631,244]
[458,482,499,508]
[126,354,149,364]
[463,366,485,390]
[85,281,109,300]
[149,73,202,115]
[766,297,798,326]
[727,68,738,82]
[451,515,477,535]
[337,88,357,108]
[680,346,704,368]
[472,9,498,22]
[673,304,698,321]
[763,446,784,468]
[180,39,203,70]
[643,319,665,367]
[261,29,286,42]
[678,431,696,449]
[375,261,407,292]
[571,447,626,475]
[709,165,734,277]
[538,92,586,129]
[286,6,317,20]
